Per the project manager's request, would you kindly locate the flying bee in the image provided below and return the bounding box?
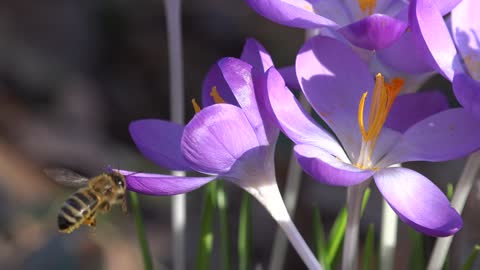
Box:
[44,169,127,234]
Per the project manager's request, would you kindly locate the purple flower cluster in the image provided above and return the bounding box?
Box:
[122,0,480,238]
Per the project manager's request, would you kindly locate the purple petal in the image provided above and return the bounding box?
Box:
[202,62,239,107]
[240,38,274,76]
[245,0,338,29]
[217,57,274,145]
[181,104,260,175]
[451,0,480,81]
[376,30,435,74]
[410,0,463,80]
[294,144,374,186]
[453,73,480,118]
[379,108,480,166]
[296,35,373,159]
[129,120,191,171]
[375,167,462,237]
[385,91,449,132]
[339,14,407,50]
[120,170,215,196]
[278,65,300,90]
[261,67,347,159]
[434,0,462,15]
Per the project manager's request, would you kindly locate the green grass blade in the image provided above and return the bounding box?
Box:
[409,229,425,270]
[313,208,330,270]
[461,244,480,270]
[362,223,375,270]
[446,183,454,201]
[326,187,371,265]
[195,181,217,270]
[238,192,252,270]
[216,182,231,270]
[129,192,154,270]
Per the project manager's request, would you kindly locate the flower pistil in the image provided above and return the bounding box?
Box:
[356,73,403,168]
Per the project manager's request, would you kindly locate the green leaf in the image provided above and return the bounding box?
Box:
[238,192,252,270]
[408,229,425,270]
[326,187,371,265]
[216,182,231,270]
[446,183,454,201]
[313,208,330,270]
[362,224,375,270]
[196,181,217,270]
[461,244,480,270]
[129,192,153,270]
[326,206,347,265]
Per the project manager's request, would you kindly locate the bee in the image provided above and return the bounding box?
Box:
[44,169,127,233]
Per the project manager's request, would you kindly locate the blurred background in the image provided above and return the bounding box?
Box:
[0,0,478,269]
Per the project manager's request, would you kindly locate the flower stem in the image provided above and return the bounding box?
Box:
[342,180,370,270]
[244,180,322,270]
[379,199,398,270]
[129,192,154,270]
[163,0,185,268]
[216,182,231,270]
[195,182,217,270]
[268,28,318,270]
[427,151,480,270]
[238,192,252,270]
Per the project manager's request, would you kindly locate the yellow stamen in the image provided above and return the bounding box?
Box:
[356,73,404,167]
[210,86,226,104]
[358,0,377,15]
[192,98,201,114]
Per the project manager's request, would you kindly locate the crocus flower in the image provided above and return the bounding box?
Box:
[262,35,480,237]
[410,0,480,118]
[122,39,322,269]
[246,0,460,50]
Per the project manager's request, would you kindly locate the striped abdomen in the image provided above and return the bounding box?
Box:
[58,188,98,233]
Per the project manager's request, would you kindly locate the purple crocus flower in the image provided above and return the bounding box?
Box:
[410,0,480,118]
[246,0,460,50]
[123,38,278,198]
[262,35,480,237]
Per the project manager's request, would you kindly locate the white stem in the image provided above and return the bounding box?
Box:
[342,181,370,270]
[268,28,318,270]
[163,0,185,269]
[269,95,311,270]
[244,181,322,270]
[379,199,397,270]
[427,151,480,270]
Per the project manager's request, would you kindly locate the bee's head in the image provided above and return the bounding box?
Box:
[110,171,126,189]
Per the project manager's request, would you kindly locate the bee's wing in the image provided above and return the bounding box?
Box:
[44,168,90,188]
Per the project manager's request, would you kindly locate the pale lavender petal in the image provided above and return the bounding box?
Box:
[217,57,274,145]
[261,67,347,159]
[240,38,274,76]
[453,73,480,118]
[375,167,462,236]
[434,0,462,15]
[294,144,374,186]
[385,91,449,132]
[296,35,373,159]
[410,0,463,80]
[338,14,407,50]
[245,0,338,29]
[121,170,215,196]
[202,62,239,107]
[451,0,480,81]
[278,65,301,90]
[129,120,191,171]
[379,108,480,166]
[181,104,260,175]
[376,27,435,74]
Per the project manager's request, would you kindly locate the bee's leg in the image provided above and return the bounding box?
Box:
[83,211,97,227]
[98,202,111,213]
